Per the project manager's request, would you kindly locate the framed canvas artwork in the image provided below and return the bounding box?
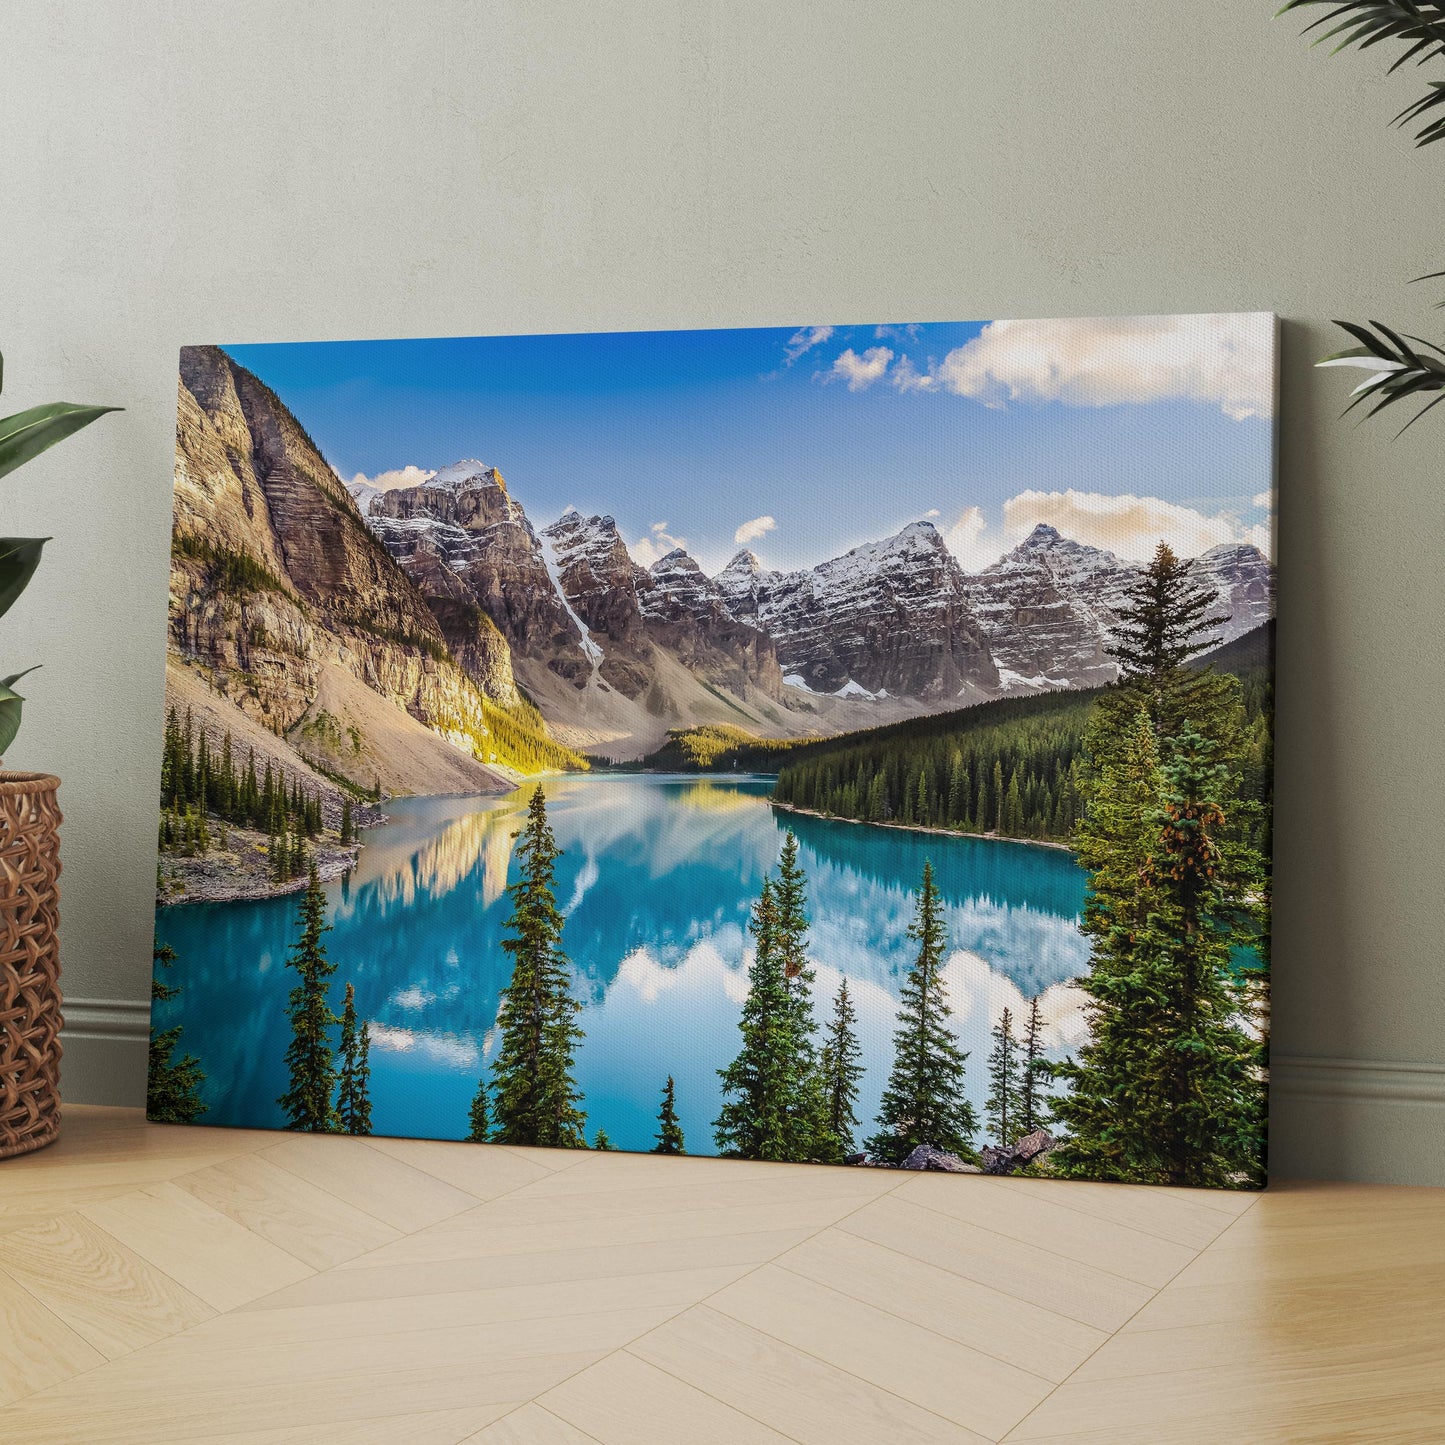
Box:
[151,315,1275,1190]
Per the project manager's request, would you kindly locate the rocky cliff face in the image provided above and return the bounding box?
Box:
[966,524,1131,689]
[1193,543,1274,644]
[965,524,1275,689]
[171,349,514,794]
[537,511,655,698]
[716,522,999,700]
[638,547,783,700]
[369,462,591,690]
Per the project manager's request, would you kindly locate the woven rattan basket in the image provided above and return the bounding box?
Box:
[0,772,62,1159]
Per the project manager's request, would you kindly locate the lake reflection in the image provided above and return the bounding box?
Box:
[155,773,1091,1152]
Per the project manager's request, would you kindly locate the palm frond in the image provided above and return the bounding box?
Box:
[1317,318,1445,432]
[1279,1,1445,141]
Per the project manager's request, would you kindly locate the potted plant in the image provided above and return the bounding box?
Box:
[0,350,118,1157]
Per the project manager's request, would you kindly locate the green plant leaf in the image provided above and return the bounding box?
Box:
[0,401,122,484]
[0,675,28,756]
[0,537,47,621]
[1280,1,1445,142]
[1316,318,1445,431]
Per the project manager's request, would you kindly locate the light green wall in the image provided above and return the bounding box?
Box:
[5,1,1442,1182]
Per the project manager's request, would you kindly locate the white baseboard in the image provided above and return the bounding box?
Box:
[50,1001,1445,1185]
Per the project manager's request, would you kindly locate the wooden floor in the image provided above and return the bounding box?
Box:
[0,1110,1440,1443]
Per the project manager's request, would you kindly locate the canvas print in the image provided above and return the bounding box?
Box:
[151,315,1275,1189]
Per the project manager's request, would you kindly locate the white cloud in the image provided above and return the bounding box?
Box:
[784,325,834,365]
[829,346,894,391]
[942,504,996,571]
[1252,490,1273,508]
[923,508,941,519]
[1003,487,1272,561]
[339,464,436,493]
[891,355,937,393]
[631,519,688,567]
[917,313,1273,421]
[733,515,777,546]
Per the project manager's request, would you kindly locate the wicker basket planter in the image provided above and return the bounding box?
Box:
[0,772,63,1159]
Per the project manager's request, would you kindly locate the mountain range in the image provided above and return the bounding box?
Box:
[169,347,1274,792]
[351,470,1273,756]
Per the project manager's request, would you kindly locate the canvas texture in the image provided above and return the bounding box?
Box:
[150,316,1275,1189]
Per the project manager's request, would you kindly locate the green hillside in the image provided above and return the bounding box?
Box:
[642,724,815,772]
[770,621,1274,845]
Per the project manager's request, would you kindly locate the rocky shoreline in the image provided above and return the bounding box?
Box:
[768,800,1076,853]
[849,1132,1057,1177]
[156,816,378,908]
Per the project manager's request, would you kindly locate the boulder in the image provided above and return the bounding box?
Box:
[900,1144,982,1174]
[980,1129,1057,1175]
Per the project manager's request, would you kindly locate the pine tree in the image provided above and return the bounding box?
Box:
[336,982,373,1136]
[1018,994,1049,1136]
[1052,726,1266,1187]
[1112,542,1225,683]
[466,1077,490,1143]
[772,833,829,1161]
[817,978,865,1158]
[277,863,340,1132]
[653,1075,686,1154]
[714,879,799,1160]
[592,1127,616,1151]
[147,939,208,1124]
[340,797,354,845]
[490,786,588,1149]
[1004,770,1023,835]
[866,862,978,1163]
[1100,540,1242,752]
[985,1007,1022,1146]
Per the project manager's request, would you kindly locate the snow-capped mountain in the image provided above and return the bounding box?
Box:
[966,524,1134,690]
[718,521,999,700]
[358,456,1273,753]
[344,478,382,515]
[966,522,1274,690]
[1193,542,1274,644]
[368,463,593,689]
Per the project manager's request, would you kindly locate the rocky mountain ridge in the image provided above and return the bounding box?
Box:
[351,471,1275,751]
[964,522,1273,691]
[169,350,568,807]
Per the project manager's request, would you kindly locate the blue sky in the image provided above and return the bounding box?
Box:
[222,314,1276,575]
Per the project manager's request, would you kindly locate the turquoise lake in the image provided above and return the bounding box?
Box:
[153,773,1092,1153]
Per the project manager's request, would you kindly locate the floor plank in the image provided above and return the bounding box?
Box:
[707,1263,1053,1439]
[260,1133,481,1232]
[774,1226,1107,1383]
[541,1349,797,1445]
[0,1265,106,1405]
[174,1152,402,1270]
[80,1182,314,1311]
[243,1228,814,1310]
[840,1193,1154,1332]
[203,1406,512,1445]
[0,1212,214,1358]
[465,1402,603,1443]
[630,1304,988,1444]
[896,1172,1200,1288]
[361,1136,556,1201]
